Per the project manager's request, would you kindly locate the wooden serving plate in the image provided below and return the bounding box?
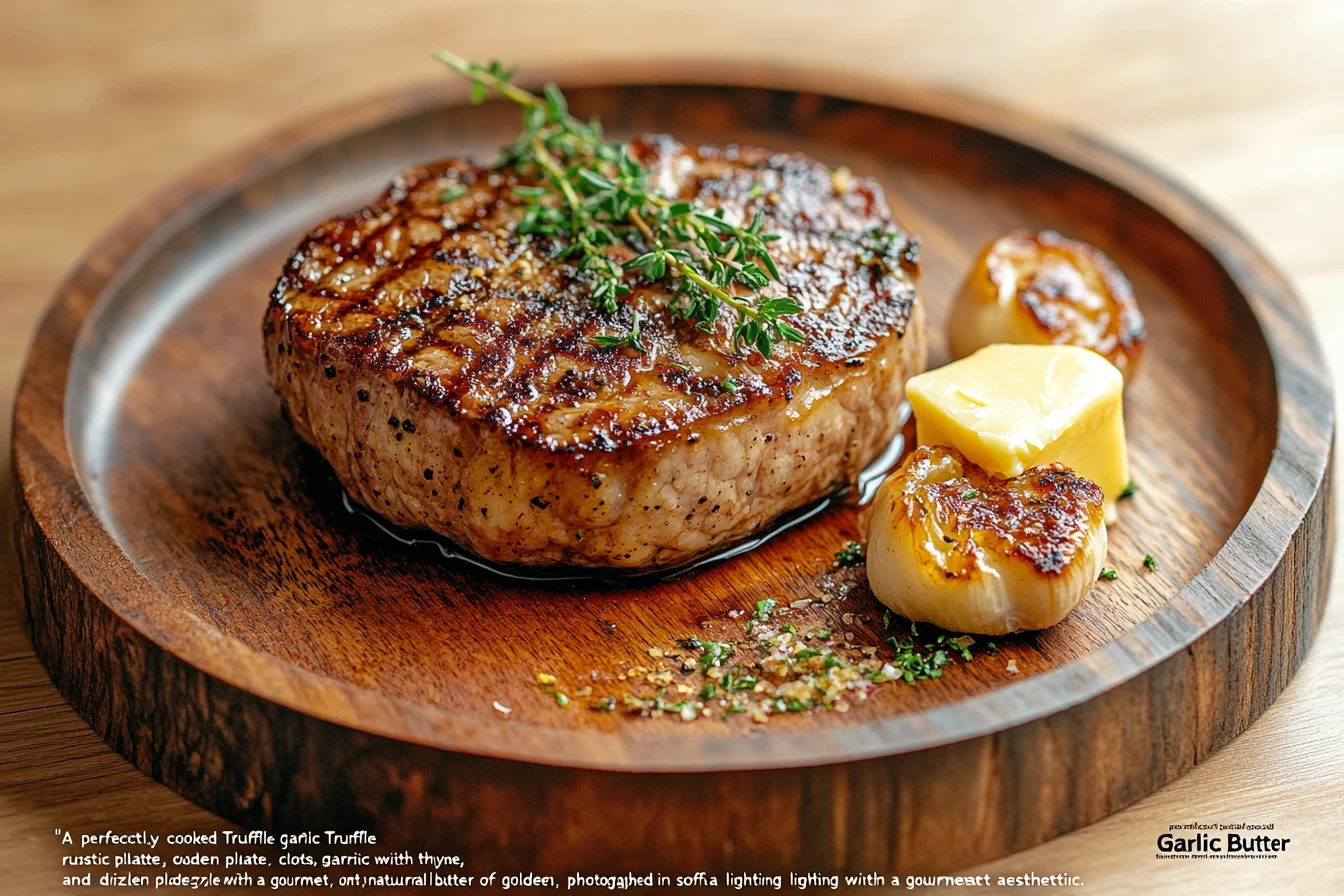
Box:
[13,64,1335,875]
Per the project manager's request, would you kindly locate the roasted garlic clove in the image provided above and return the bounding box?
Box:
[947,230,1146,382]
[867,445,1107,635]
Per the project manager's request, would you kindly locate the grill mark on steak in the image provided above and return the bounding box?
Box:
[266,136,918,455]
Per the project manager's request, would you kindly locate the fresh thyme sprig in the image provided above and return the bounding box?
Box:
[434,50,807,359]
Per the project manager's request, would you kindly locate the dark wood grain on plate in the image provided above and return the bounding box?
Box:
[12,67,1334,874]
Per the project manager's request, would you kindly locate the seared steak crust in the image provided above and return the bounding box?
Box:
[265,136,925,568]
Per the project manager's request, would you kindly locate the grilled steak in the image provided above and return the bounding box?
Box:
[264,136,925,569]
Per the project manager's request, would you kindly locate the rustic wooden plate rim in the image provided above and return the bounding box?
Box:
[16,61,1334,772]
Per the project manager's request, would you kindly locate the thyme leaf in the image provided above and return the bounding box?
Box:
[834,540,866,567]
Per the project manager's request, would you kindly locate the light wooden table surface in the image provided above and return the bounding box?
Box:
[2,1,1340,892]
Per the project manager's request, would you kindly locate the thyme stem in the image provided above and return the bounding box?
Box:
[529,137,584,211]
[434,50,542,110]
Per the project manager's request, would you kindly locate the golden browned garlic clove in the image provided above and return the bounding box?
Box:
[947,230,1146,382]
[866,445,1107,636]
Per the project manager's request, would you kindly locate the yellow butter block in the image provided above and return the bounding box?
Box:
[906,343,1128,521]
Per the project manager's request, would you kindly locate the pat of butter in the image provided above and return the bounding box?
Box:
[906,344,1128,521]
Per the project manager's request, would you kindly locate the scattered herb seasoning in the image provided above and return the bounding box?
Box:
[590,310,647,352]
[1120,480,1139,499]
[433,50,808,359]
[834,540,866,567]
[1099,567,1119,580]
[882,635,950,683]
[1143,553,1160,571]
[830,226,919,274]
[722,374,740,394]
[962,489,979,499]
[722,669,758,692]
[558,594,995,724]
[535,671,570,707]
[949,634,976,661]
[678,637,735,672]
[439,183,468,202]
